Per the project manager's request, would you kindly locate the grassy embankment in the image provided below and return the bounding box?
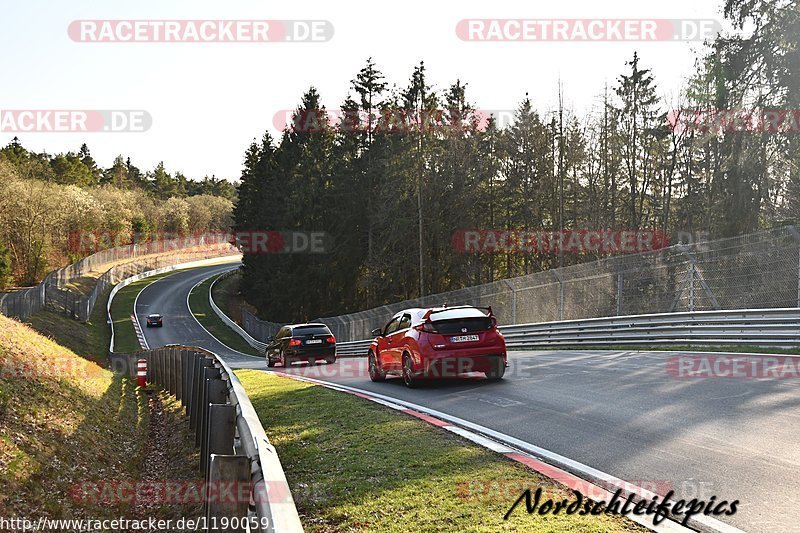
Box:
[0,314,200,522]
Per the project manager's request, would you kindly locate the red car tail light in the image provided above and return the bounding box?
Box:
[289,339,301,347]
[326,335,336,343]
[414,322,438,333]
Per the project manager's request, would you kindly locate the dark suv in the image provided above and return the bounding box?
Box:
[266,323,336,367]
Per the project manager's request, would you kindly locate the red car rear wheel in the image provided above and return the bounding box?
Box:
[368,351,385,382]
[402,354,419,388]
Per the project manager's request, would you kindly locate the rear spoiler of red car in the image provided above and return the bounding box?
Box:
[422,305,493,320]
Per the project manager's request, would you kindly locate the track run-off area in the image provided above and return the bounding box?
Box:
[133,261,800,533]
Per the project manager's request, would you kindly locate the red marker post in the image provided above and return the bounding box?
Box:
[137,359,147,387]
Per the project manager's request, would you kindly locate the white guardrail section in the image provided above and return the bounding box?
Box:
[214,349,304,533]
[334,308,800,356]
[209,269,268,353]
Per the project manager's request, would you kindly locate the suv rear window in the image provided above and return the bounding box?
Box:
[292,325,331,336]
[429,317,493,334]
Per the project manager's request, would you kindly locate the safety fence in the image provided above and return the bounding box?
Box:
[110,347,303,533]
[0,236,236,321]
[241,307,283,346]
[315,226,800,342]
[334,307,800,356]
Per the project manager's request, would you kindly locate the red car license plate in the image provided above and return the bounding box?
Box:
[451,334,479,343]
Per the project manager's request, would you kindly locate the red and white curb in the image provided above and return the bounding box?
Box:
[130,313,149,350]
[266,372,744,533]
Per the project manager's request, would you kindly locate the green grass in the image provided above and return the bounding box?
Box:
[189,274,262,356]
[0,313,204,521]
[0,314,147,518]
[26,287,112,364]
[110,271,187,353]
[238,370,645,533]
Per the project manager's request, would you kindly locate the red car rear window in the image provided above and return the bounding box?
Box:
[428,317,493,334]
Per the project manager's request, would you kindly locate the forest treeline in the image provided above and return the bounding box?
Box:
[0,140,234,288]
[235,0,799,323]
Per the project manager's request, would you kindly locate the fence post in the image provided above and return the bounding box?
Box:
[197,366,221,448]
[688,261,695,313]
[183,350,195,411]
[206,404,236,468]
[191,357,212,430]
[206,455,250,532]
[616,272,623,316]
[201,379,229,475]
[511,289,517,324]
[170,347,180,397]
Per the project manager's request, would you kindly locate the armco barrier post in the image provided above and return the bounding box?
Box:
[206,454,250,532]
[206,404,236,472]
[201,381,230,476]
[197,366,221,449]
[156,349,164,387]
[169,347,179,396]
[191,358,212,430]
[175,348,185,402]
[151,350,158,386]
[164,349,173,393]
[159,349,166,388]
[183,350,196,411]
[145,352,154,383]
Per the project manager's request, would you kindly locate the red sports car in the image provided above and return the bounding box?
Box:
[368,306,507,387]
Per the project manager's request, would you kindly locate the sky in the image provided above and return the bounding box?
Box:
[0,0,729,181]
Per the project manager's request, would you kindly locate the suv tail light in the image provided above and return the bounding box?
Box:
[326,335,336,343]
[288,339,301,347]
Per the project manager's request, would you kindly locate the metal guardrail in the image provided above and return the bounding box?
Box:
[110,347,303,533]
[334,307,800,356]
[209,269,268,353]
[307,226,800,343]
